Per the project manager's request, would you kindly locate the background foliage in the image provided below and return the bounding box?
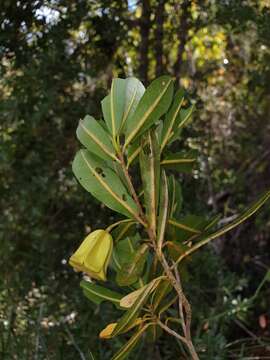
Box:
[0,0,270,359]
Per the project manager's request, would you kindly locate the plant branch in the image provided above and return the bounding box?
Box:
[150,241,199,360]
[156,319,188,344]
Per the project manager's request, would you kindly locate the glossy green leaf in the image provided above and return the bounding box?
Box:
[160,89,185,151]
[116,244,148,286]
[101,78,126,139]
[76,115,117,162]
[124,76,174,147]
[112,324,152,360]
[72,150,139,219]
[175,190,270,265]
[80,280,123,309]
[140,131,160,234]
[157,170,169,251]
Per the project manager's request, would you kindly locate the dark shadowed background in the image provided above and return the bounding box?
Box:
[1,1,270,359]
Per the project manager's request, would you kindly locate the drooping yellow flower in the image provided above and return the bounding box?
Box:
[69,229,113,281]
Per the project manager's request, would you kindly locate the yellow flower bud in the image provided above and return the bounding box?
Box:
[69,229,113,281]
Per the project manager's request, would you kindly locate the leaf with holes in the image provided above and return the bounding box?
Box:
[72,150,139,219]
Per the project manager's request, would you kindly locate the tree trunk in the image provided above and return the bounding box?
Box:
[154,0,165,77]
[173,0,192,84]
[138,0,151,85]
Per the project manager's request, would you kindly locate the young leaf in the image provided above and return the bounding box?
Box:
[72,150,139,219]
[76,115,117,162]
[140,131,160,235]
[80,280,123,309]
[160,89,185,151]
[100,318,143,339]
[157,170,169,251]
[111,280,157,337]
[124,76,174,147]
[101,78,126,139]
[120,286,148,309]
[112,324,152,360]
[174,190,270,265]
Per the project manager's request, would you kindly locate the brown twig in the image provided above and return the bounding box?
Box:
[156,319,188,344]
[151,242,199,359]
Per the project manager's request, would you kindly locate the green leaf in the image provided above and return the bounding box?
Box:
[175,190,270,265]
[112,324,151,360]
[176,103,195,130]
[112,234,139,272]
[80,280,123,309]
[157,170,169,251]
[126,135,148,168]
[160,89,185,151]
[161,150,197,173]
[168,175,182,218]
[124,76,174,147]
[168,216,203,235]
[140,131,160,234]
[76,115,117,163]
[72,150,139,219]
[111,280,157,337]
[120,276,163,308]
[101,78,126,139]
[111,222,136,243]
[151,279,172,311]
[116,244,148,286]
[120,77,145,133]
